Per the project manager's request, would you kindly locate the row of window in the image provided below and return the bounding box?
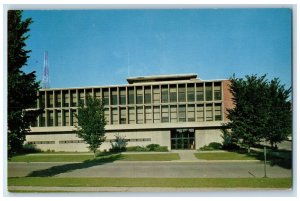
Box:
[27,138,152,145]
[39,82,222,108]
[33,103,222,127]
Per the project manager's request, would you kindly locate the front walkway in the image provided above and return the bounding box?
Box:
[172,150,200,162]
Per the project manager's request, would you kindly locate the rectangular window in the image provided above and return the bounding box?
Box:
[86,89,93,98]
[178,84,186,102]
[214,103,222,121]
[63,110,69,126]
[78,90,84,104]
[179,105,186,122]
[47,92,53,108]
[104,108,109,124]
[161,86,169,103]
[103,89,109,105]
[111,108,118,124]
[111,88,118,105]
[94,89,101,100]
[196,104,204,122]
[120,107,126,124]
[144,87,151,104]
[187,84,195,102]
[71,109,77,126]
[55,91,61,107]
[170,105,177,122]
[187,105,195,122]
[206,104,213,121]
[128,107,135,124]
[40,112,46,127]
[196,83,204,101]
[205,83,213,101]
[40,92,45,108]
[214,82,222,101]
[47,110,54,126]
[145,106,152,123]
[136,87,143,104]
[161,106,169,123]
[55,110,62,126]
[153,106,160,123]
[152,86,160,104]
[62,91,69,107]
[136,106,143,124]
[128,87,135,104]
[170,85,177,102]
[70,90,77,107]
[119,88,126,105]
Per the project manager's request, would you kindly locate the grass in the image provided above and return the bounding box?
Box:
[9,153,179,162]
[194,152,258,160]
[8,177,292,189]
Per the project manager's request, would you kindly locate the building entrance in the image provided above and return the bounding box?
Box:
[171,128,195,150]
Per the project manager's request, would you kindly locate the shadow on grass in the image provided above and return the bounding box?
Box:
[26,154,124,177]
[226,148,292,169]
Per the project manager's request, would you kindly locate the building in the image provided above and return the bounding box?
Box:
[27,74,233,151]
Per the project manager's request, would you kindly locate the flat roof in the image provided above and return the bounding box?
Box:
[126,73,198,84]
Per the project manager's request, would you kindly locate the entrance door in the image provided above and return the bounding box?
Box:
[171,128,195,149]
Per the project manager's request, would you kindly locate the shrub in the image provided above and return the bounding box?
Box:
[153,146,168,152]
[109,134,128,153]
[126,146,149,152]
[21,143,41,153]
[146,144,160,151]
[208,142,222,150]
[199,145,214,151]
[126,145,168,152]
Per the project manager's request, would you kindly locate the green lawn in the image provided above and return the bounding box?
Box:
[9,153,179,162]
[8,177,292,189]
[194,152,259,160]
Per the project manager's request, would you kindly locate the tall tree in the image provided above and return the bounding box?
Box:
[8,10,40,157]
[225,75,291,151]
[75,96,107,158]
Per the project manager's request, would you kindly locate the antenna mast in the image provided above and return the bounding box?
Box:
[42,51,50,89]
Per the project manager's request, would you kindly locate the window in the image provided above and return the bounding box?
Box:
[161,86,168,103]
[153,106,160,123]
[152,86,160,103]
[104,108,109,124]
[86,89,93,98]
[214,103,222,121]
[40,92,45,108]
[144,87,151,104]
[145,106,152,123]
[128,88,135,104]
[62,91,69,107]
[161,106,169,123]
[119,88,126,105]
[196,104,204,122]
[48,110,54,126]
[55,91,61,107]
[111,88,118,105]
[136,87,143,104]
[63,110,69,126]
[55,110,62,126]
[187,105,195,122]
[111,108,118,124]
[47,92,53,108]
[178,84,186,102]
[179,105,186,122]
[78,90,84,104]
[94,89,101,100]
[206,104,213,121]
[70,90,77,107]
[196,83,204,101]
[71,109,77,126]
[170,85,177,102]
[120,107,126,124]
[205,83,213,101]
[103,89,109,105]
[40,112,46,127]
[187,84,195,102]
[128,107,135,124]
[214,82,222,100]
[136,106,143,124]
[170,105,177,122]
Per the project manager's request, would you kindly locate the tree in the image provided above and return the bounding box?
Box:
[75,96,107,158]
[8,10,40,157]
[225,75,291,152]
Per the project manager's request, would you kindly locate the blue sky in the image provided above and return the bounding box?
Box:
[22,9,292,88]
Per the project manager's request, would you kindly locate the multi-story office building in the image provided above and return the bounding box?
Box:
[27,74,233,151]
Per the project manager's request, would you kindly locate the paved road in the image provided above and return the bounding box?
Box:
[8,161,291,178]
